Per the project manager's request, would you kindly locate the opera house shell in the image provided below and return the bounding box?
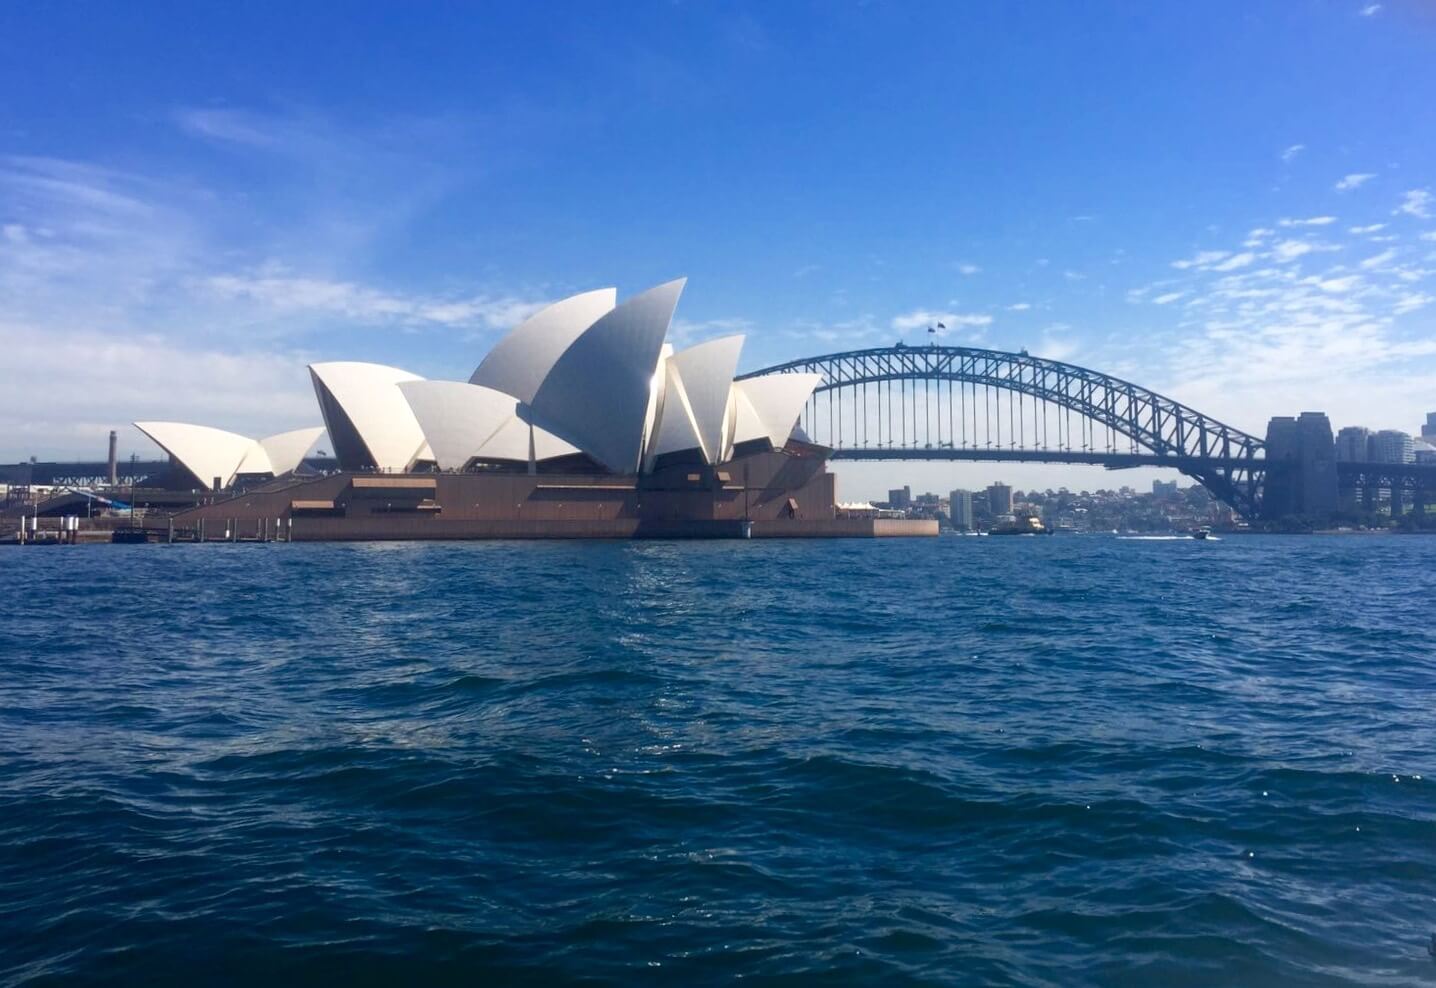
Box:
[132,278,899,539]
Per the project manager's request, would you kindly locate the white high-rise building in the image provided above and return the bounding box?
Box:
[948,489,973,530]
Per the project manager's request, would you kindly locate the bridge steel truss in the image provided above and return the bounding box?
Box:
[739,344,1268,518]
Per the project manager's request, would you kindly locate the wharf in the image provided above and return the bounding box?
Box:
[3,516,936,544]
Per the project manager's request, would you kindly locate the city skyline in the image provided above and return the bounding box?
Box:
[2,3,1435,501]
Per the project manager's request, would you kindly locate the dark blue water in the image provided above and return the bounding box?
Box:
[2,535,1434,985]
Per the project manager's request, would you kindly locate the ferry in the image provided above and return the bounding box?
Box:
[989,510,1049,535]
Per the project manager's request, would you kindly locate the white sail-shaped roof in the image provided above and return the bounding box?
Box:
[134,422,258,490]
[529,278,686,474]
[135,422,327,489]
[490,411,580,462]
[667,335,744,463]
[398,380,517,471]
[397,380,578,470]
[235,442,273,477]
[255,427,326,476]
[727,389,765,453]
[648,358,705,462]
[469,288,616,404]
[309,362,430,472]
[731,372,823,448]
[639,342,675,471]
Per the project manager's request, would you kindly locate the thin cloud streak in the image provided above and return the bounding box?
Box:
[1395,189,1432,219]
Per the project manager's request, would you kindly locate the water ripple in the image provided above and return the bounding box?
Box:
[1,535,1434,985]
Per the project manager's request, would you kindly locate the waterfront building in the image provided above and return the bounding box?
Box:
[1152,479,1178,498]
[1334,426,1371,462]
[1372,430,1414,464]
[1335,425,1379,513]
[888,486,912,510]
[1261,412,1337,519]
[1423,413,1436,443]
[116,281,944,540]
[987,482,1013,515]
[1369,431,1416,514]
[949,489,973,530]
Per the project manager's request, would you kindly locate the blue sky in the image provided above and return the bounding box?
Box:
[2,2,1434,496]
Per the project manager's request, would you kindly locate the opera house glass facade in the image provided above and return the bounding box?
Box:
[129,280,916,540]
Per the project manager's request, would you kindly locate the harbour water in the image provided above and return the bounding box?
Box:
[2,535,1433,985]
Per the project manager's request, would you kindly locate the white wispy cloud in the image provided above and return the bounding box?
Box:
[175,108,284,148]
[1359,248,1398,270]
[202,271,543,330]
[1393,292,1432,315]
[1172,250,1231,270]
[1211,252,1257,272]
[1008,302,1032,311]
[1309,274,1363,293]
[668,316,754,347]
[0,139,549,458]
[1359,3,1382,15]
[1349,223,1386,234]
[890,309,993,333]
[0,321,320,458]
[1281,144,1306,163]
[1271,239,1339,263]
[1395,189,1433,219]
[0,155,207,333]
[1170,249,1258,273]
[1032,332,1079,362]
[1278,216,1337,227]
[1150,205,1436,434]
[1152,291,1186,305]
[955,262,981,276]
[786,316,882,346]
[1335,173,1375,192]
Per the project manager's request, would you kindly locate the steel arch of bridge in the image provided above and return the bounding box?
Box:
[738,344,1267,517]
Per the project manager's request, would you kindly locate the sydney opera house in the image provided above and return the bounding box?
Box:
[134,279,931,539]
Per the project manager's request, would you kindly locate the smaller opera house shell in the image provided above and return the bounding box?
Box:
[136,279,856,538]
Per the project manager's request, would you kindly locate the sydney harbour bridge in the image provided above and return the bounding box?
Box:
[740,343,1435,521]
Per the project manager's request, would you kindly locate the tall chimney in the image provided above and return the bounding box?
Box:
[107,430,118,486]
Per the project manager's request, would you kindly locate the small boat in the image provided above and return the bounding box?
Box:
[1191,526,1212,541]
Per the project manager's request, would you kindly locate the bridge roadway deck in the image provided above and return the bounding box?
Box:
[828,447,1258,470]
